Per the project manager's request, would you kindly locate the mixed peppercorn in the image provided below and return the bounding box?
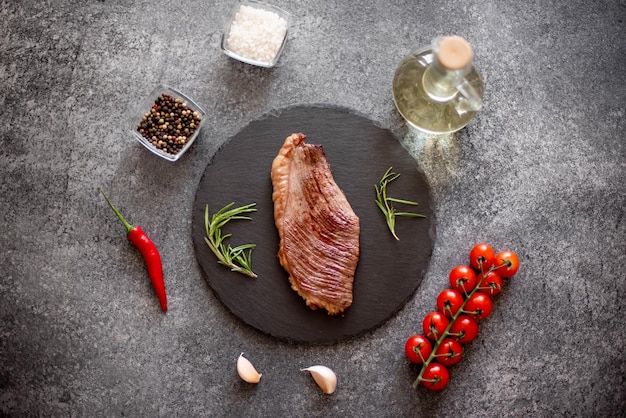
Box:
[137,93,202,155]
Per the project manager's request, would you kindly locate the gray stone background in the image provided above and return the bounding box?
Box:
[1,0,625,416]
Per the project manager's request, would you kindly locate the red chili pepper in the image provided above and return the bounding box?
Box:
[99,187,168,311]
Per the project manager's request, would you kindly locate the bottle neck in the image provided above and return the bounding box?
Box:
[422,55,472,103]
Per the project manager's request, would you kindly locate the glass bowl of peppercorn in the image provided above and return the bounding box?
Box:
[131,85,206,161]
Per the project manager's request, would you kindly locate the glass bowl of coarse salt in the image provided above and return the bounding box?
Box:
[221,0,291,68]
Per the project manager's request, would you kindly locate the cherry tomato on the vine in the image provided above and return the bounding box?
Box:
[420,363,450,391]
[464,292,493,320]
[494,250,520,278]
[448,315,479,343]
[449,265,477,295]
[405,335,432,364]
[434,338,463,367]
[436,289,464,318]
[477,271,503,297]
[469,243,495,271]
[422,311,449,341]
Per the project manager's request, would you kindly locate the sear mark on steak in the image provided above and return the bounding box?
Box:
[271,133,360,315]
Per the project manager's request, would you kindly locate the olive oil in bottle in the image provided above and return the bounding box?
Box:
[392,36,483,134]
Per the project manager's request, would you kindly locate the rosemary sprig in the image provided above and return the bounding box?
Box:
[375,167,425,240]
[204,202,258,278]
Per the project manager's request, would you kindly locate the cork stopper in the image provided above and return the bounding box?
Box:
[437,36,473,70]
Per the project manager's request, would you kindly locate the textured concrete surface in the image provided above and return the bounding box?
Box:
[1,0,625,416]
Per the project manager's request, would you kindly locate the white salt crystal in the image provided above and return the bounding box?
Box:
[226,5,288,64]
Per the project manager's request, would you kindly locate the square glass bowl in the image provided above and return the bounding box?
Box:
[221,1,291,68]
[130,85,206,162]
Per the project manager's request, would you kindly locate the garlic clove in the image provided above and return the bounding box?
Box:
[237,353,262,384]
[301,365,337,394]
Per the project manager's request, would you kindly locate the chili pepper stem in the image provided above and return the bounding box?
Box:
[99,187,134,234]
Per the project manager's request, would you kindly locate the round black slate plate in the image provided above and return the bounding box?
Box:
[191,106,434,344]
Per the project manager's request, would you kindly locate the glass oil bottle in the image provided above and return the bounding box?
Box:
[392,36,483,134]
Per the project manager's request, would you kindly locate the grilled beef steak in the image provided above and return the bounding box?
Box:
[271,133,360,315]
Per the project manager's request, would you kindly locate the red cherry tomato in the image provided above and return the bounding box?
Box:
[405,335,433,364]
[494,250,520,278]
[434,338,463,367]
[449,265,477,295]
[449,315,479,343]
[477,271,503,297]
[422,311,449,341]
[464,292,493,320]
[420,363,450,391]
[469,243,495,271]
[436,289,464,318]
